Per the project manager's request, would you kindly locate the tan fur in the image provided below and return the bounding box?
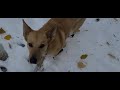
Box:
[23,18,86,67]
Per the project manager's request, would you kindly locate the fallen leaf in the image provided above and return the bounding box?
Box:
[4,35,12,40]
[80,54,88,59]
[77,62,86,68]
[0,28,6,34]
[113,34,116,38]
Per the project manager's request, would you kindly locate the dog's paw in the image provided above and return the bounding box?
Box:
[34,65,44,72]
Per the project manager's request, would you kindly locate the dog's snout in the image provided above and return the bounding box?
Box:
[30,56,37,64]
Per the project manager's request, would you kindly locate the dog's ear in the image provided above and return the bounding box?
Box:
[23,19,33,41]
[46,26,57,40]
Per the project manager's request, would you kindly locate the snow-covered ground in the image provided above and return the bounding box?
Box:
[0,18,120,72]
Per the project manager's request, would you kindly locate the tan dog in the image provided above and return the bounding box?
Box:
[23,18,86,68]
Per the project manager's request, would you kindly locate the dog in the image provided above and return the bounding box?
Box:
[23,18,86,68]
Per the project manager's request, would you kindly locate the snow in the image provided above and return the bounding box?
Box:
[0,18,120,72]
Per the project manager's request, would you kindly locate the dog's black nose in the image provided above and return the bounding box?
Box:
[30,56,37,64]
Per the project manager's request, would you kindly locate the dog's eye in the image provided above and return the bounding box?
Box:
[28,43,33,47]
[39,44,45,48]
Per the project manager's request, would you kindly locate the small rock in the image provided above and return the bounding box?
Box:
[53,57,56,60]
[107,53,119,61]
[71,34,74,38]
[106,42,110,46]
[68,70,71,72]
[114,18,118,22]
[0,66,7,72]
[17,43,25,47]
[96,18,100,22]
[84,30,88,31]
[8,43,12,49]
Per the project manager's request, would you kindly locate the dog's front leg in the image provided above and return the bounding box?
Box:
[53,49,64,60]
[34,56,45,72]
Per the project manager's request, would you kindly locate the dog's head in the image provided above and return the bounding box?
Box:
[23,20,57,65]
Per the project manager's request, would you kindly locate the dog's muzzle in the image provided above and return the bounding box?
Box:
[30,56,37,64]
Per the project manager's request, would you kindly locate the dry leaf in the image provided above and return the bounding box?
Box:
[77,62,86,68]
[80,54,88,59]
[0,28,6,34]
[4,35,12,40]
